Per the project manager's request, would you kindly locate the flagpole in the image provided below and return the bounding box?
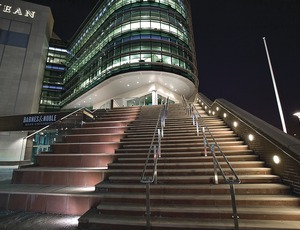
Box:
[262,37,287,133]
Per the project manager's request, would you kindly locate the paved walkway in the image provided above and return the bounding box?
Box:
[0,168,80,230]
[0,211,79,230]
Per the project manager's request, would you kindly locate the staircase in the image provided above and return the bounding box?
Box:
[78,103,300,230]
[1,106,140,215]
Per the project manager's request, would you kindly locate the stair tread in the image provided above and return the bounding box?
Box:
[91,192,300,201]
[107,167,271,172]
[14,167,108,172]
[96,182,290,190]
[79,210,300,229]
[0,184,99,196]
[98,203,300,214]
[109,161,265,166]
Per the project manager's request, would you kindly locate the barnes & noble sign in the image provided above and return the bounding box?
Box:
[23,114,57,127]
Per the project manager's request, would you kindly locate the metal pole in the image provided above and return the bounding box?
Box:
[146,182,151,230]
[202,127,207,157]
[229,177,239,230]
[262,37,287,133]
[154,145,158,184]
[211,144,218,184]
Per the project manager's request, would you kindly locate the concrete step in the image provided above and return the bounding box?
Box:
[36,153,115,167]
[83,120,134,128]
[122,136,241,143]
[78,209,300,230]
[100,114,139,120]
[95,183,291,195]
[106,167,272,177]
[12,167,108,186]
[108,161,266,170]
[115,150,254,157]
[121,141,245,148]
[63,133,126,143]
[88,192,298,206]
[97,203,300,221]
[117,155,259,163]
[108,175,281,184]
[115,145,249,153]
[126,127,232,133]
[127,122,228,130]
[124,131,237,139]
[0,184,104,215]
[72,126,128,134]
[52,142,121,154]
[124,130,236,137]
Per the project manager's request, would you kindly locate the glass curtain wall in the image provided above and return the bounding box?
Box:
[39,39,68,112]
[61,0,198,106]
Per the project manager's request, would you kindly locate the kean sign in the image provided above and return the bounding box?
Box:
[0,3,36,18]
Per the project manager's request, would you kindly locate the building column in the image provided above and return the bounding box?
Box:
[152,90,158,105]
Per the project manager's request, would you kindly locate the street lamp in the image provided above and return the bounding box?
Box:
[293,112,300,124]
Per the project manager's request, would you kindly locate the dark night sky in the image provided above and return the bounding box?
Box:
[24,0,300,137]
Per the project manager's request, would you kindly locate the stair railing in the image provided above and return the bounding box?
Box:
[140,98,169,230]
[18,107,96,168]
[181,96,240,230]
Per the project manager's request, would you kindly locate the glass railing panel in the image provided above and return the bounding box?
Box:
[19,108,94,168]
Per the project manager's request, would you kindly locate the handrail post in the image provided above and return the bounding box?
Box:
[202,127,207,156]
[154,145,158,185]
[211,144,218,184]
[158,129,162,158]
[229,177,239,230]
[146,182,151,230]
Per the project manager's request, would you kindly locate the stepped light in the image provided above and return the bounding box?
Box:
[233,121,238,128]
[223,113,227,118]
[248,134,254,141]
[273,155,280,164]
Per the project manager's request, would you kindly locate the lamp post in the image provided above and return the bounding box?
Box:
[263,37,287,133]
[293,112,300,124]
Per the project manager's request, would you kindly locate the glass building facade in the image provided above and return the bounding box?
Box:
[39,39,67,112]
[41,0,198,111]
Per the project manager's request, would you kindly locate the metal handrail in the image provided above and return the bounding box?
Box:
[182,95,240,229]
[182,96,240,184]
[140,98,169,230]
[18,107,95,168]
[24,107,94,140]
[140,99,169,183]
